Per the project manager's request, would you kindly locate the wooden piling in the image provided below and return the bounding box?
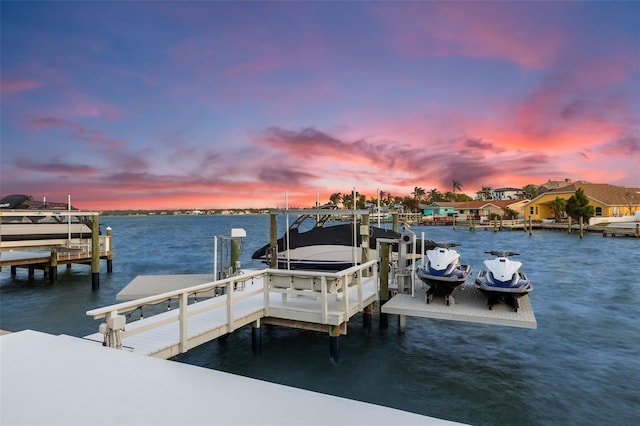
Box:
[251,320,262,356]
[363,303,373,334]
[328,324,342,363]
[231,239,240,273]
[361,214,370,266]
[567,217,572,234]
[636,224,640,238]
[397,314,406,334]
[49,250,58,284]
[269,214,278,269]
[392,212,399,232]
[379,242,390,330]
[528,217,533,236]
[579,217,584,238]
[91,214,100,291]
[106,227,113,273]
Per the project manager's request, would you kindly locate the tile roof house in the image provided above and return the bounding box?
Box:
[523,182,640,221]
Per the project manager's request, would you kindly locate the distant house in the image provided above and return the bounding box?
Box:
[523,182,640,222]
[492,187,523,200]
[420,202,458,218]
[540,178,574,192]
[456,200,527,221]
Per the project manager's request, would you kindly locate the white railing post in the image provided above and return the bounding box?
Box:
[263,272,271,316]
[226,281,234,333]
[321,276,328,323]
[179,292,188,353]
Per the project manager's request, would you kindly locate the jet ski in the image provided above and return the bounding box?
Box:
[252,204,436,271]
[474,250,533,312]
[416,243,472,305]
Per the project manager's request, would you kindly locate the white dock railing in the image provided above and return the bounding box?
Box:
[86,260,379,357]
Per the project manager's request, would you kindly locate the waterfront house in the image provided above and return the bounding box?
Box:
[522,182,640,223]
[455,200,527,221]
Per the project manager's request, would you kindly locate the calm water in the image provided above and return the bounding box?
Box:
[1,215,639,425]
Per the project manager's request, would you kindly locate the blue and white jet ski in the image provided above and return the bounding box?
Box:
[416,243,472,305]
[474,250,533,312]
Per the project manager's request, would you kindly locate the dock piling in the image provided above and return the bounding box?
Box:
[252,320,262,356]
[91,214,100,291]
[49,250,58,284]
[106,227,113,273]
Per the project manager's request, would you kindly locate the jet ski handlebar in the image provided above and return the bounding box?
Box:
[485,250,519,257]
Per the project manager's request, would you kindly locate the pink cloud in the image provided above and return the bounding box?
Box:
[377,2,568,70]
[31,117,125,149]
[1,78,40,94]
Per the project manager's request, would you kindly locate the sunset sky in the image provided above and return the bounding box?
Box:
[1,1,639,210]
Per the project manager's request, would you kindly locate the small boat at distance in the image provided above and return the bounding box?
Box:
[474,250,533,312]
[416,243,472,305]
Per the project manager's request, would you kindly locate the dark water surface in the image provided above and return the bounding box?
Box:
[2,215,639,425]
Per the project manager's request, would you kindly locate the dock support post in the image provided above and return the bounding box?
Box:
[452,214,456,230]
[328,324,341,363]
[528,217,533,236]
[636,224,640,238]
[361,214,370,267]
[269,214,278,269]
[579,217,584,239]
[106,227,113,273]
[499,216,503,230]
[567,217,572,235]
[91,214,100,291]
[398,315,406,334]
[231,239,240,273]
[251,320,262,356]
[49,250,58,284]
[11,265,17,276]
[493,219,497,233]
[28,265,35,281]
[379,243,390,330]
[363,303,373,334]
[392,212,399,232]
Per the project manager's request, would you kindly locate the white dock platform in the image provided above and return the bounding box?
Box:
[85,263,380,358]
[116,273,216,300]
[382,283,537,329]
[1,330,461,425]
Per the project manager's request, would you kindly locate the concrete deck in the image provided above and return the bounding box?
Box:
[1,330,461,425]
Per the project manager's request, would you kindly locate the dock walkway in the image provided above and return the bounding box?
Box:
[85,261,378,359]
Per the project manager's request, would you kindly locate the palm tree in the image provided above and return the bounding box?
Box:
[480,186,492,200]
[412,186,426,202]
[550,196,566,221]
[452,179,462,194]
[428,188,442,203]
[329,192,342,206]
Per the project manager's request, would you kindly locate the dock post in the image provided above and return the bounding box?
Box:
[28,265,35,281]
[363,303,373,334]
[567,217,572,234]
[499,216,503,230]
[493,219,497,233]
[635,224,640,238]
[106,227,113,273]
[11,266,17,276]
[269,214,278,269]
[328,324,341,363]
[49,249,58,284]
[361,214,370,267]
[452,214,456,230]
[528,217,533,236]
[231,239,240,273]
[579,217,584,239]
[379,243,390,330]
[251,320,262,356]
[392,212,399,232]
[397,314,406,334]
[91,214,100,291]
